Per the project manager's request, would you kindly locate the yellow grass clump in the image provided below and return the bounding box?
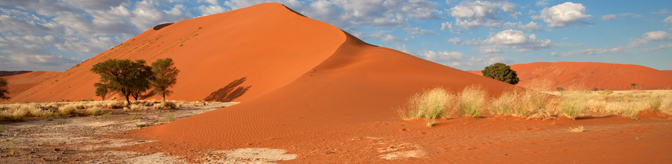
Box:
[399,87,456,124]
[58,105,77,115]
[458,85,487,117]
[86,107,102,116]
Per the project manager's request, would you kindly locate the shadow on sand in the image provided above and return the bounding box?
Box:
[203,77,252,102]
[153,23,174,30]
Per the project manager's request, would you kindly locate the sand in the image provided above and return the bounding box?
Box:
[469,62,672,90]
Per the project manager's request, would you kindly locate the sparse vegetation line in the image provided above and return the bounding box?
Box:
[399,86,672,126]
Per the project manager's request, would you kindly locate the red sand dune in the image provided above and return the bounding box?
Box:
[469,62,672,90]
[1,71,58,100]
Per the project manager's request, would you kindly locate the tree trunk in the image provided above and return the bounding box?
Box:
[162,93,166,103]
[125,93,131,107]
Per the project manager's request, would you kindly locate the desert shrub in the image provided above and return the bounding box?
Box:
[153,103,162,109]
[0,108,28,120]
[399,87,455,120]
[58,105,77,115]
[0,78,9,100]
[660,95,672,115]
[73,102,86,109]
[569,126,585,133]
[45,102,60,109]
[166,113,174,122]
[591,88,598,91]
[129,115,136,120]
[103,112,112,119]
[130,104,142,111]
[559,97,587,119]
[123,107,130,112]
[490,90,519,115]
[604,101,646,119]
[604,89,613,94]
[105,101,123,108]
[556,87,565,91]
[43,112,54,121]
[458,85,487,117]
[482,63,519,85]
[162,102,178,109]
[520,89,555,119]
[24,103,45,117]
[86,107,102,116]
[648,95,663,111]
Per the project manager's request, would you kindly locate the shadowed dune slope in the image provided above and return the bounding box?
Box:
[136,22,515,148]
[9,3,345,103]
[0,71,32,77]
[469,62,672,90]
[2,71,58,100]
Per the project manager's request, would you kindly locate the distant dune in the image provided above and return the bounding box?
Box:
[2,71,58,98]
[0,71,32,77]
[469,62,672,90]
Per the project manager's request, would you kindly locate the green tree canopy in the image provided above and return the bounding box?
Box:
[94,83,109,100]
[482,63,520,85]
[0,78,9,100]
[91,59,154,105]
[150,58,180,102]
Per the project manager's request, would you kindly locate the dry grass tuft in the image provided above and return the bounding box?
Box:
[569,125,585,133]
[86,107,102,116]
[458,85,487,117]
[58,105,77,115]
[399,87,455,120]
[558,91,588,119]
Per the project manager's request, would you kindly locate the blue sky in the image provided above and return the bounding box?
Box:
[0,0,671,71]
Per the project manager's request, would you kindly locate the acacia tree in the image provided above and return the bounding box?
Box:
[482,63,520,85]
[150,58,179,103]
[94,83,109,100]
[0,78,9,100]
[91,59,154,105]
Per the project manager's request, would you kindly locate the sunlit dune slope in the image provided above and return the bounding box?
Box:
[135,5,515,147]
[469,62,672,90]
[1,71,58,100]
[10,3,345,103]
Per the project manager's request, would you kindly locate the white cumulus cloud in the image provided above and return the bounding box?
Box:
[449,0,518,30]
[484,29,551,51]
[534,2,591,28]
